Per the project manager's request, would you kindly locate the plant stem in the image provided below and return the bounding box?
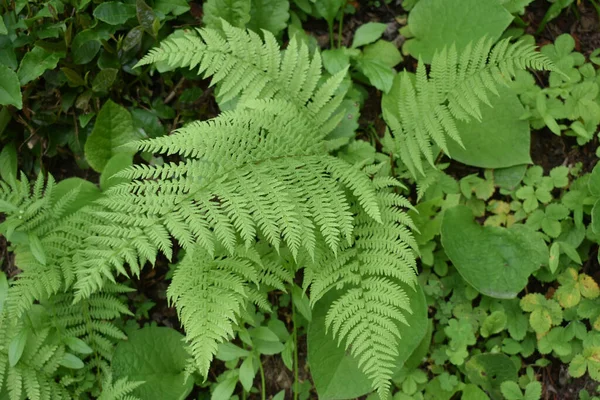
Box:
[337,12,344,48]
[292,298,299,400]
[259,357,266,400]
[329,23,334,49]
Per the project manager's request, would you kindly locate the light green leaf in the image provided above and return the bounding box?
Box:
[64,337,93,355]
[462,383,490,400]
[100,153,134,191]
[93,2,136,25]
[447,86,532,168]
[362,40,402,68]
[0,65,22,109]
[17,46,64,85]
[112,326,193,400]
[523,381,542,400]
[84,100,139,172]
[291,285,312,322]
[403,0,513,63]
[0,17,7,35]
[0,272,8,317]
[500,381,523,400]
[247,0,289,35]
[351,22,387,48]
[9,329,28,367]
[308,284,428,399]
[355,57,395,93]
[212,372,239,400]
[314,0,345,25]
[441,205,547,298]
[59,353,85,369]
[0,142,17,182]
[51,178,102,217]
[239,356,255,392]
[154,0,190,16]
[28,233,47,265]
[203,0,251,29]
[549,242,560,273]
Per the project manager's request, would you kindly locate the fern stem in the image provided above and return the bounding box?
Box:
[292,299,299,400]
[259,357,266,400]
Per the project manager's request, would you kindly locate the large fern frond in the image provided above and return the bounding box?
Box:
[384,37,555,177]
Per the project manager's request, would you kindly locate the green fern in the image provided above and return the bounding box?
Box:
[384,37,555,177]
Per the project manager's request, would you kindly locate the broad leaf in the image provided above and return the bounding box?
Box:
[84,100,139,172]
[154,0,190,16]
[0,143,17,182]
[203,0,251,29]
[17,46,64,85]
[465,354,518,399]
[0,65,22,109]
[93,2,136,25]
[441,205,547,298]
[247,0,289,35]
[112,326,193,400]
[351,22,387,48]
[403,0,512,63]
[447,87,532,168]
[308,284,428,399]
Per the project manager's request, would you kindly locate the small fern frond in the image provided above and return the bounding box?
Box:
[385,37,555,177]
[98,373,143,400]
[167,247,261,377]
[305,180,418,399]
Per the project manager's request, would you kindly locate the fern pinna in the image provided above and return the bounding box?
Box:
[383,37,555,179]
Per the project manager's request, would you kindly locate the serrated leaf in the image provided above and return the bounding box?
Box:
[0,64,22,109]
[549,242,560,273]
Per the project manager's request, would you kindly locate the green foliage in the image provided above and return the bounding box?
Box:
[384,37,554,177]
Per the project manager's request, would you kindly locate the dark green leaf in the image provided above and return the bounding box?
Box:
[154,0,191,16]
[93,2,136,25]
[137,0,159,37]
[92,68,118,92]
[0,64,22,109]
[17,46,64,85]
[0,142,17,182]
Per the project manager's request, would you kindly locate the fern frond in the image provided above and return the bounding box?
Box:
[98,373,143,400]
[305,181,418,399]
[135,22,347,139]
[167,247,261,377]
[385,37,555,177]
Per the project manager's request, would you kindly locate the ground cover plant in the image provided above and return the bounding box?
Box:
[1,0,600,399]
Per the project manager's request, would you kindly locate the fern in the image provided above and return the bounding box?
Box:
[384,37,555,177]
